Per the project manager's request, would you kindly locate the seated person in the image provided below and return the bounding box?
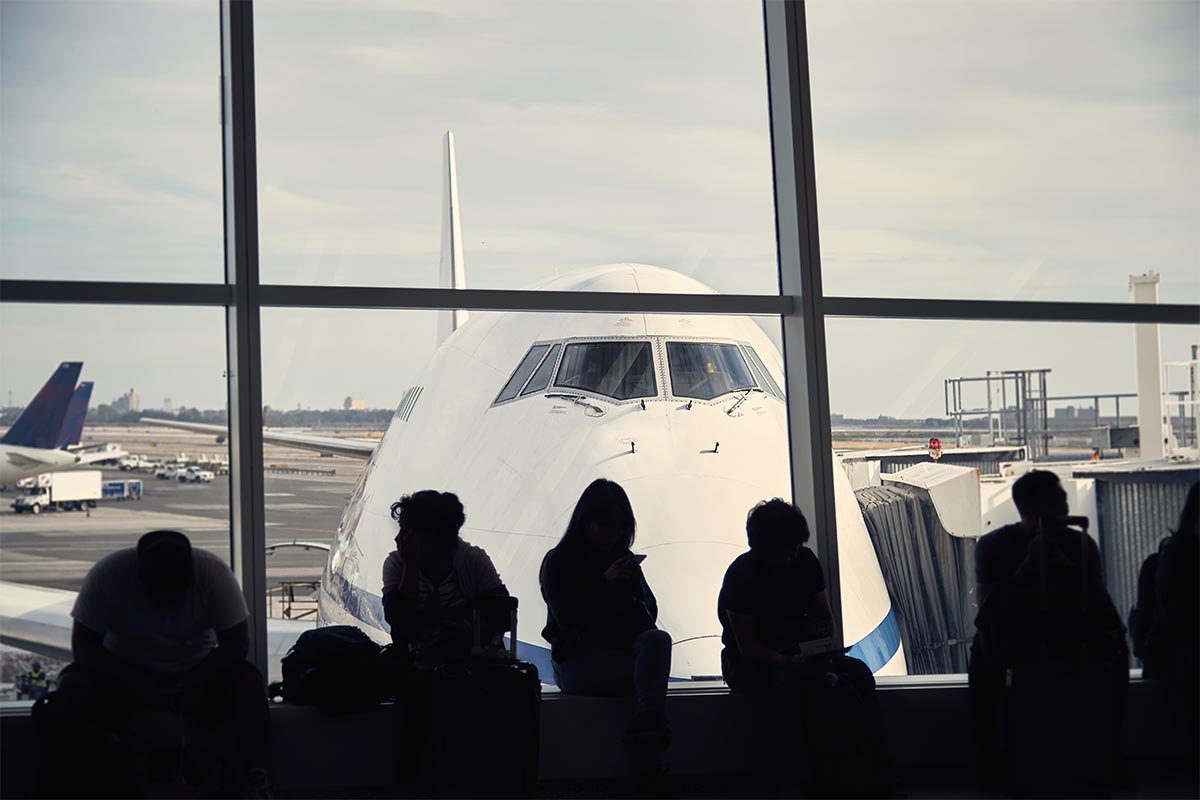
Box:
[539,478,672,755]
[718,499,887,795]
[381,490,510,668]
[969,470,1128,794]
[52,529,269,796]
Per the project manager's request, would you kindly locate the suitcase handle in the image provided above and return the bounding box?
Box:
[470,595,519,660]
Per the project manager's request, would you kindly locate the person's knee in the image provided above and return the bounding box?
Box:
[638,628,672,653]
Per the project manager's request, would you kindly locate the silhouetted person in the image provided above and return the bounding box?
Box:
[718,498,888,797]
[970,470,1128,796]
[1138,481,1198,780]
[43,529,270,797]
[540,479,672,764]
[382,490,510,666]
[381,490,511,785]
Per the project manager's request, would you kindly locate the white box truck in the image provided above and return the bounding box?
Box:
[12,471,102,514]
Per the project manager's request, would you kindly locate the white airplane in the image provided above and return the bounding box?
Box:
[1,133,905,682]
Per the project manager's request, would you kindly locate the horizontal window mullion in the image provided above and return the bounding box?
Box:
[0,281,232,306]
[258,284,793,315]
[825,296,1200,325]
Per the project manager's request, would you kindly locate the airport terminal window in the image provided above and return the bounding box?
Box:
[667,342,757,401]
[554,341,657,401]
[496,344,552,404]
[522,343,561,396]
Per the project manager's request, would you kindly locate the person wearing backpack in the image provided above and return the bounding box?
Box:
[969,470,1128,796]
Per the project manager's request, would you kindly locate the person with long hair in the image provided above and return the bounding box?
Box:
[539,478,672,753]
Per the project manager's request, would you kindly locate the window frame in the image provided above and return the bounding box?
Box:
[493,343,554,405]
[0,0,1195,679]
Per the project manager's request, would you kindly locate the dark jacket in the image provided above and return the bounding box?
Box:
[540,545,658,662]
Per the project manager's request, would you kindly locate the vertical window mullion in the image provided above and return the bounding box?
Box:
[763,0,844,647]
[220,0,268,678]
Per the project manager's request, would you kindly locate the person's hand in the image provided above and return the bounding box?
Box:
[604,555,640,583]
[399,528,422,567]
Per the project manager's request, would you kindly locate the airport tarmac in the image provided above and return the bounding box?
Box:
[0,426,373,600]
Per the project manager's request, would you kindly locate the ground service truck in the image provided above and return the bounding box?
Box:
[12,471,102,514]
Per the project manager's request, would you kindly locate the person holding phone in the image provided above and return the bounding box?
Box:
[539,478,672,756]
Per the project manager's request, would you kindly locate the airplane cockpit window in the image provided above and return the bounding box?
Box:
[495,344,552,403]
[521,343,561,396]
[742,346,784,399]
[554,341,657,400]
[667,342,757,401]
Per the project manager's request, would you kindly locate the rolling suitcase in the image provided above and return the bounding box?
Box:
[429,596,541,798]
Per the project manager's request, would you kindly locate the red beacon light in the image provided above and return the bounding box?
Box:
[928,437,943,461]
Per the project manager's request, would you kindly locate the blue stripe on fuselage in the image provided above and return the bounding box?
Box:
[845,607,901,673]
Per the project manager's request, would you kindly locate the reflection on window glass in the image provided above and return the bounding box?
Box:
[554,341,657,400]
[254,0,778,293]
[0,0,222,282]
[742,346,784,399]
[495,344,550,403]
[826,316,1200,676]
[808,2,1200,304]
[667,342,755,400]
[522,343,561,396]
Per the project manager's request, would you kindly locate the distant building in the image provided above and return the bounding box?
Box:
[163,397,173,411]
[344,396,365,410]
[111,388,140,413]
[1054,406,1077,419]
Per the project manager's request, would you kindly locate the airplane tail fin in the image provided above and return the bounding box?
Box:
[436,130,468,346]
[55,381,93,449]
[1,362,83,449]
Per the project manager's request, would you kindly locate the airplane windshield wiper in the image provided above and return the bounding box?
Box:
[725,387,764,416]
[545,392,607,416]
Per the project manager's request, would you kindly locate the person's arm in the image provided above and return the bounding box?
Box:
[811,590,835,638]
[382,551,422,646]
[723,610,792,666]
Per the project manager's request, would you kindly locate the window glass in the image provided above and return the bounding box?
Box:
[0,0,222,282]
[258,310,805,683]
[667,342,756,401]
[554,341,657,401]
[522,343,561,396]
[808,2,1200,304]
[495,345,551,404]
[826,316,1200,677]
[254,0,779,296]
[743,346,784,399]
[0,304,230,696]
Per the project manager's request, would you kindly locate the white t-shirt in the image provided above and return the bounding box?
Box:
[71,547,248,676]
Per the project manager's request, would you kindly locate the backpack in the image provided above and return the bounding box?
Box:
[280,625,384,712]
[1128,540,1164,665]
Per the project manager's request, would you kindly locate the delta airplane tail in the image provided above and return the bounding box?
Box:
[1,362,83,449]
[55,382,94,449]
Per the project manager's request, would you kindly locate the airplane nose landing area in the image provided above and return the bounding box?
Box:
[636,540,744,680]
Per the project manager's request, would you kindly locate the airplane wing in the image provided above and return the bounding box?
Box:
[139,418,377,461]
[0,580,314,682]
[3,446,79,471]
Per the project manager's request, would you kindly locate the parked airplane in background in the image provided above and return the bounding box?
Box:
[141,132,906,682]
[1,363,119,485]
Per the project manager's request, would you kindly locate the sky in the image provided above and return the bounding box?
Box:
[1,0,1197,418]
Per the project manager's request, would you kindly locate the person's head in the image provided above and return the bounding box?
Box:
[1173,482,1198,539]
[1011,470,1069,523]
[562,478,636,555]
[136,530,194,607]
[746,498,809,566]
[389,490,465,552]
[31,661,40,672]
